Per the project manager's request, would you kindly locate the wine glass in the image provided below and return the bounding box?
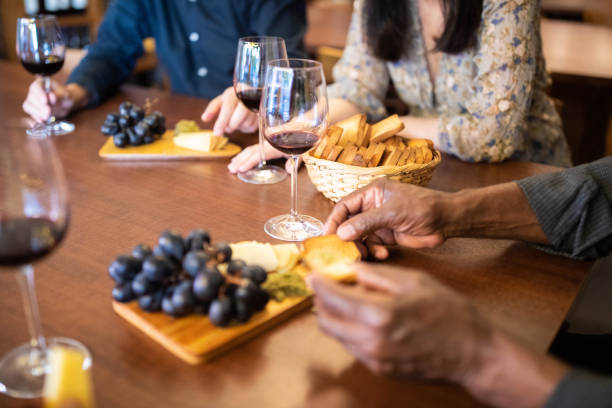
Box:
[17,15,75,137]
[233,36,288,184]
[261,59,328,241]
[0,131,89,398]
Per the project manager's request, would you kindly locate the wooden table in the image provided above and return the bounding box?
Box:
[0,60,591,407]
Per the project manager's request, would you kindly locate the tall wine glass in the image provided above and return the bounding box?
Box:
[233,36,288,184]
[261,59,328,241]
[17,15,75,137]
[0,131,89,398]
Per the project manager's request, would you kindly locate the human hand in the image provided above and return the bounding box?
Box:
[227,142,300,174]
[201,86,258,137]
[311,262,493,381]
[324,179,450,259]
[22,79,85,123]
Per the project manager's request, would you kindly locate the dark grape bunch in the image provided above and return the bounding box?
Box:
[109,229,270,327]
[100,101,166,148]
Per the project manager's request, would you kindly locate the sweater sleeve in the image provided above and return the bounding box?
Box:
[516,157,612,260]
[545,370,612,408]
[67,0,151,107]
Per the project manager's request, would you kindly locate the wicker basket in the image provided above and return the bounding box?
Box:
[303,149,442,202]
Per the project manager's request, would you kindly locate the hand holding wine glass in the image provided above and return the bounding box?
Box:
[0,131,89,398]
[17,15,75,137]
[261,59,328,241]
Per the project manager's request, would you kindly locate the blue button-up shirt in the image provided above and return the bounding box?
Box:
[68,0,307,106]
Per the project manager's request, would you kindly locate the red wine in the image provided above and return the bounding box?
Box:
[236,89,262,113]
[266,131,319,155]
[0,218,66,267]
[21,56,64,76]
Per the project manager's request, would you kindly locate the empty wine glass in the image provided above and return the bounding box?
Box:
[17,15,75,137]
[261,59,328,241]
[0,131,88,398]
[233,36,288,184]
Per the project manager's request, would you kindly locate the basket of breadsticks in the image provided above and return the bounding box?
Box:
[303,113,441,202]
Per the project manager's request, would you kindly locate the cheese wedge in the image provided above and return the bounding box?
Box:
[43,346,95,408]
[229,241,278,272]
[173,131,215,152]
[272,243,301,273]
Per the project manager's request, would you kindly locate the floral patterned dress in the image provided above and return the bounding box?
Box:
[327,0,572,166]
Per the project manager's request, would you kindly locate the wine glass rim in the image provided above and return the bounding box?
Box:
[238,36,285,45]
[267,58,323,71]
[18,14,58,23]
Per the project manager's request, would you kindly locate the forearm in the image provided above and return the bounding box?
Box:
[398,116,440,145]
[442,182,549,244]
[462,329,568,408]
[329,98,362,124]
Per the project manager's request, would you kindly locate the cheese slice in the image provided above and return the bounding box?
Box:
[272,243,301,273]
[230,241,278,272]
[173,131,215,152]
[43,346,95,408]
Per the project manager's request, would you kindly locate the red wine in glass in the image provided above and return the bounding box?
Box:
[20,55,65,77]
[266,131,320,155]
[236,89,262,113]
[0,217,66,267]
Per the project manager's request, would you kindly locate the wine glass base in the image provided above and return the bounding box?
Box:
[237,165,287,184]
[27,121,75,138]
[0,337,91,399]
[264,214,324,242]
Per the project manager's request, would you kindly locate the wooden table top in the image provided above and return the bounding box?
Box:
[0,60,591,407]
[305,3,612,81]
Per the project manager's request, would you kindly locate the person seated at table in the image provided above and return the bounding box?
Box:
[21,0,306,129]
[220,0,572,174]
[313,157,612,408]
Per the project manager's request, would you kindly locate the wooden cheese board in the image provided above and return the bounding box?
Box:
[98,130,241,160]
[112,294,312,365]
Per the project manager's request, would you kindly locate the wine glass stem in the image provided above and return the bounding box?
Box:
[290,155,299,218]
[257,115,266,168]
[42,76,56,125]
[17,264,46,352]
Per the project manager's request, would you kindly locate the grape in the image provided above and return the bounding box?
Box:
[101,123,118,135]
[142,256,173,282]
[119,101,133,117]
[131,272,158,296]
[134,122,151,138]
[224,283,239,298]
[112,282,136,303]
[132,244,153,261]
[171,280,196,315]
[182,250,210,278]
[252,287,270,311]
[234,298,253,323]
[118,115,132,129]
[129,106,144,122]
[153,245,165,257]
[143,133,155,144]
[108,255,141,282]
[242,265,267,285]
[161,294,177,316]
[113,131,128,147]
[227,259,246,276]
[158,231,185,260]
[186,229,211,250]
[193,272,222,302]
[127,127,143,146]
[209,298,234,327]
[106,113,120,123]
[139,289,164,312]
[214,242,232,263]
[194,302,211,315]
[143,115,157,127]
[153,123,166,135]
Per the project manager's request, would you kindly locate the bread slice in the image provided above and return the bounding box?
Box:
[422,146,433,163]
[382,148,402,166]
[414,146,424,164]
[397,149,411,166]
[302,234,361,283]
[355,123,370,147]
[368,143,386,167]
[312,137,329,158]
[338,144,358,165]
[352,147,368,167]
[406,146,417,164]
[369,114,405,144]
[336,114,366,147]
[363,143,378,163]
[326,144,344,161]
[326,126,343,145]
